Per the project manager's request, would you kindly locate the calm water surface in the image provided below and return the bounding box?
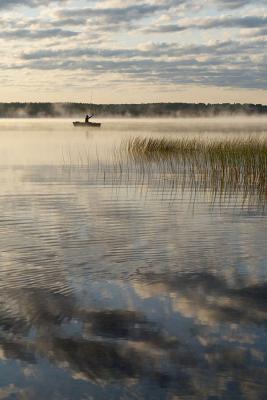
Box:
[0,118,266,399]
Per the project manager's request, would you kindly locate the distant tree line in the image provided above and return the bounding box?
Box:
[0,102,267,117]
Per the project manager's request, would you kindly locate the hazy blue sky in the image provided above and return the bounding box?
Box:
[1,0,267,103]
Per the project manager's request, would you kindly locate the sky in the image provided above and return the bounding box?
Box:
[0,0,267,103]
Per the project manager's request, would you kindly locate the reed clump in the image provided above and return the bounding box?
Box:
[120,136,267,205]
[126,136,266,161]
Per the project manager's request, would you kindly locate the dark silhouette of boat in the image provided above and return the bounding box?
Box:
[73,121,101,128]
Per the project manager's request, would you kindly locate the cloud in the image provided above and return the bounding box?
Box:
[57,3,165,21]
[0,0,67,9]
[144,15,267,33]
[16,38,267,90]
[0,0,266,98]
[215,0,266,8]
[0,27,78,39]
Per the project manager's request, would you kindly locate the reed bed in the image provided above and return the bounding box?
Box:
[114,136,267,207]
[62,136,267,208]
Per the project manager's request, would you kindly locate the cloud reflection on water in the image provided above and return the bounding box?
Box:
[0,268,267,399]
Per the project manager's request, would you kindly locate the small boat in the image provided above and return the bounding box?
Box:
[73,121,101,128]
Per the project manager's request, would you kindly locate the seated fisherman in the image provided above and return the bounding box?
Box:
[85,114,93,123]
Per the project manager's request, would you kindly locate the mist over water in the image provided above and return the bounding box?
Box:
[0,118,266,399]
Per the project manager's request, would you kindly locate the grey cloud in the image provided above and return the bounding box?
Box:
[14,57,267,90]
[0,0,266,93]
[0,0,67,9]
[0,0,262,12]
[0,27,78,39]
[21,47,143,60]
[145,15,267,34]
[51,17,87,27]
[20,38,266,60]
[215,0,266,8]
[56,1,186,27]
[197,15,267,29]
[17,38,267,89]
[1,1,265,37]
[145,24,187,33]
[241,26,267,37]
[58,4,162,21]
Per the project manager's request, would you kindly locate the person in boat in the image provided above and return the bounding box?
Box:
[85,114,93,123]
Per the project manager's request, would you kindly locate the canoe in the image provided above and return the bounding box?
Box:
[73,121,101,128]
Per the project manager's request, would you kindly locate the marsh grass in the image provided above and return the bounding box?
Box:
[62,136,267,209]
[112,136,267,207]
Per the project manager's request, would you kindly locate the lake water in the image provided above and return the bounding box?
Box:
[0,118,266,399]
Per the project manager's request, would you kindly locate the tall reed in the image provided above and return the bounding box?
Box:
[116,136,267,206]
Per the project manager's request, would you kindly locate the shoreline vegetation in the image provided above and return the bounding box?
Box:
[107,136,267,208]
[0,102,267,118]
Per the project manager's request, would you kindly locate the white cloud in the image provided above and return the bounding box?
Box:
[0,0,266,99]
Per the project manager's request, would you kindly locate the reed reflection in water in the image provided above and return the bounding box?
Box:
[0,118,266,399]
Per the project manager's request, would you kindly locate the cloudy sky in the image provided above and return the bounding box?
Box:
[0,0,267,103]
